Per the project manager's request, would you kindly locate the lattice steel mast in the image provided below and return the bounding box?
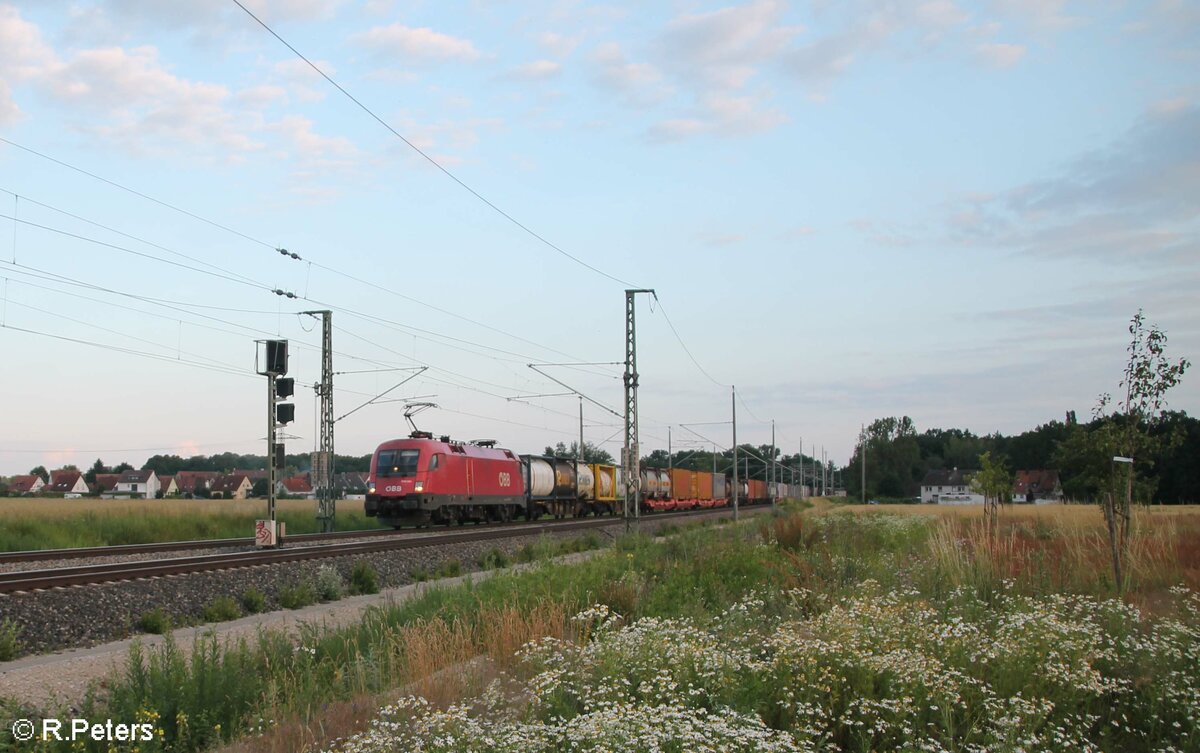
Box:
[303,310,335,533]
[623,289,653,532]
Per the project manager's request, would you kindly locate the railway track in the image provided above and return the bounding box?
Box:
[0,508,746,594]
[0,526,408,564]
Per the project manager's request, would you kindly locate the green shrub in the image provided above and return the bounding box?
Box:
[350,560,380,595]
[278,581,317,610]
[241,586,267,614]
[138,608,172,634]
[202,596,242,623]
[480,547,510,570]
[435,559,462,578]
[0,618,22,661]
[410,566,430,583]
[315,565,344,601]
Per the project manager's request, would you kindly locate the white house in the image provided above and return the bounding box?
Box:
[47,471,89,496]
[920,468,985,505]
[115,469,160,499]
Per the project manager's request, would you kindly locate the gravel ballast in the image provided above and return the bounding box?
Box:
[0,516,711,658]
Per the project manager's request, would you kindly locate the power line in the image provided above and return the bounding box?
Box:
[3,296,250,375]
[0,213,268,292]
[230,0,641,290]
[651,292,726,388]
[0,188,263,287]
[0,438,263,454]
[1,321,257,379]
[0,136,278,253]
[0,137,610,368]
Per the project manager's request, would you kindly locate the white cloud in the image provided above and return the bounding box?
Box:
[354,23,482,63]
[976,42,1026,68]
[932,104,1200,268]
[991,0,1083,30]
[0,6,55,122]
[589,42,670,106]
[647,91,786,142]
[507,60,562,80]
[537,31,579,58]
[660,0,800,90]
[915,1,969,29]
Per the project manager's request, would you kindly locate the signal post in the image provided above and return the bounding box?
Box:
[256,339,294,548]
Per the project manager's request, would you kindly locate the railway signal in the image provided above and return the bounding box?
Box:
[256,339,292,548]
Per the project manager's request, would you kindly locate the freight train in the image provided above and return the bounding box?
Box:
[364,431,800,528]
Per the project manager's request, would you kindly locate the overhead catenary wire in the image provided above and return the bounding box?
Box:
[230,0,641,291]
[651,292,726,388]
[0,188,263,288]
[0,137,608,370]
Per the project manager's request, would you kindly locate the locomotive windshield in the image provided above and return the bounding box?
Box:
[376,449,420,478]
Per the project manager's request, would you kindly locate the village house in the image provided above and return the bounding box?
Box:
[93,473,120,495]
[158,475,179,497]
[114,469,160,499]
[7,474,45,495]
[211,474,253,500]
[1014,470,1064,504]
[47,470,89,497]
[920,468,984,505]
[278,474,315,499]
[175,471,219,497]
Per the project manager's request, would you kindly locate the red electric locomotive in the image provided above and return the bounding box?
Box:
[365,432,525,528]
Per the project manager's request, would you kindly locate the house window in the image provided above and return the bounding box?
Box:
[131,484,139,492]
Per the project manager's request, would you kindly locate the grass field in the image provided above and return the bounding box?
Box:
[0,498,384,551]
[4,501,1195,753]
[3,502,1197,752]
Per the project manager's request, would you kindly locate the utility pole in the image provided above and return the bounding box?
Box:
[770,419,776,509]
[822,447,828,496]
[302,311,335,533]
[668,425,672,481]
[861,424,866,505]
[799,435,804,498]
[731,385,738,521]
[623,289,653,532]
[578,396,584,466]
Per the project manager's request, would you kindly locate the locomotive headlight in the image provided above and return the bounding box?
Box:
[415,482,424,492]
[368,484,376,494]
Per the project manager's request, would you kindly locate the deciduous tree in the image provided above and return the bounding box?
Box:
[1095,310,1190,592]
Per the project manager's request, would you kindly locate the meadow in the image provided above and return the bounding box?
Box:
[0,498,384,551]
[3,502,1197,753]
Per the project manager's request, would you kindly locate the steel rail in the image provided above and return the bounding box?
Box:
[0,508,745,593]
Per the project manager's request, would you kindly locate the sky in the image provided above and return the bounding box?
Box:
[0,0,1197,478]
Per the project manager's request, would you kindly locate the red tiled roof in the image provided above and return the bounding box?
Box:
[94,474,120,491]
[48,471,83,492]
[50,469,79,486]
[8,475,40,493]
[281,475,313,493]
[175,471,218,492]
[1014,470,1060,494]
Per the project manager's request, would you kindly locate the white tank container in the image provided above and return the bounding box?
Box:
[658,469,671,498]
[640,469,658,497]
[596,467,615,498]
[576,463,595,499]
[527,458,555,497]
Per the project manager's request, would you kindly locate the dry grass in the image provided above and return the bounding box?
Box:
[921,505,1200,598]
[214,602,569,753]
